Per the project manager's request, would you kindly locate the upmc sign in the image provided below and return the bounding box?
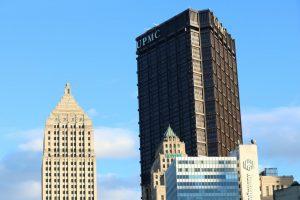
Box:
[137,30,160,49]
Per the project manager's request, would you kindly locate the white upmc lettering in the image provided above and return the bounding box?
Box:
[137,30,161,49]
[154,30,160,38]
[137,40,142,48]
[142,37,147,46]
[147,34,154,42]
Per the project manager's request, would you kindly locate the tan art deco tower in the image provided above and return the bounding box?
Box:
[150,126,187,200]
[42,83,97,200]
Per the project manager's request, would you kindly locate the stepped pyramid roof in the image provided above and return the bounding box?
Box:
[52,83,85,114]
[47,83,91,125]
[164,125,178,138]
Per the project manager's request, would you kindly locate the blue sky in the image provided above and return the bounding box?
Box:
[0,0,299,199]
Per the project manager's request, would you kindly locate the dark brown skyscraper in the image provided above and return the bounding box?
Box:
[136,9,243,199]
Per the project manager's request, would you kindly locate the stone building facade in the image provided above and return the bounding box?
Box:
[42,84,97,200]
[260,174,293,200]
[150,126,187,200]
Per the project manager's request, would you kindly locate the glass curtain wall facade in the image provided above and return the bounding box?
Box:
[260,168,278,176]
[137,10,207,198]
[165,157,239,200]
[136,9,243,198]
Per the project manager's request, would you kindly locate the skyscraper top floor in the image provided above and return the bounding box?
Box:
[136,9,236,54]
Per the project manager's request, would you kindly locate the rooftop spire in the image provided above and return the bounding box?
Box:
[64,83,71,95]
[164,125,177,138]
[52,83,85,114]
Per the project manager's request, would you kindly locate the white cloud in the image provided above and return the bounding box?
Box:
[17,180,41,200]
[1,180,41,200]
[9,128,43,152]
[101,188,140,200]
[242,106,300,161]
[7,128,44,142]
[87,108,98,117]
[94,127,138,158]
[243,106,300,125]
[98,173,139,188]
[19,138,43,152]
[0,150,41,200]
[14,126,139,159]
[98,173,140,200]
[9,128,43,139]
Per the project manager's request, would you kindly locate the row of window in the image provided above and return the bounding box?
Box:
[45,167,94,171]
[45,173,94,177]
[45,172,94,176]
[178,160,236,165]
[165,143,181,148]
[53,125,85,128]
[45,184,94,189]
[45,179,94,183]
[45,190,94,194]
[177,181,238,187]
[48,148,92,152]
[45,197,94,200]
[46,154,93,157]
[49,136,91,140]
[177,188,239,195]
[177,168,236,173]
[49,142,90,147]
[45,161,94,165]
[264,185,286,196]
[164,149,181,154]
[177,174,237,180]
[50,132,89,136]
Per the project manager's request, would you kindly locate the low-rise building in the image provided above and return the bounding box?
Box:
[260,170,293,200]
[274,181,300,200]
[165,157,240,200]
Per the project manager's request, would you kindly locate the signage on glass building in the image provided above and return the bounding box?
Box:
[137,30,160,48]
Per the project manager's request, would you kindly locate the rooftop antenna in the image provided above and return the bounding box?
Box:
[64,83,71,95]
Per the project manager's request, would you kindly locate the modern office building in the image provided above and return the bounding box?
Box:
[260,170,293,200]
[260,168,278,176]
[274,181,300,200]
[136,9,243,197]
[42,84,97,200]
[230,141,261,200]
[150,126,187,200]
[165,157,240,200]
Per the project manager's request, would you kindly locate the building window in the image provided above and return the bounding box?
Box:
[266,186,269,196]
